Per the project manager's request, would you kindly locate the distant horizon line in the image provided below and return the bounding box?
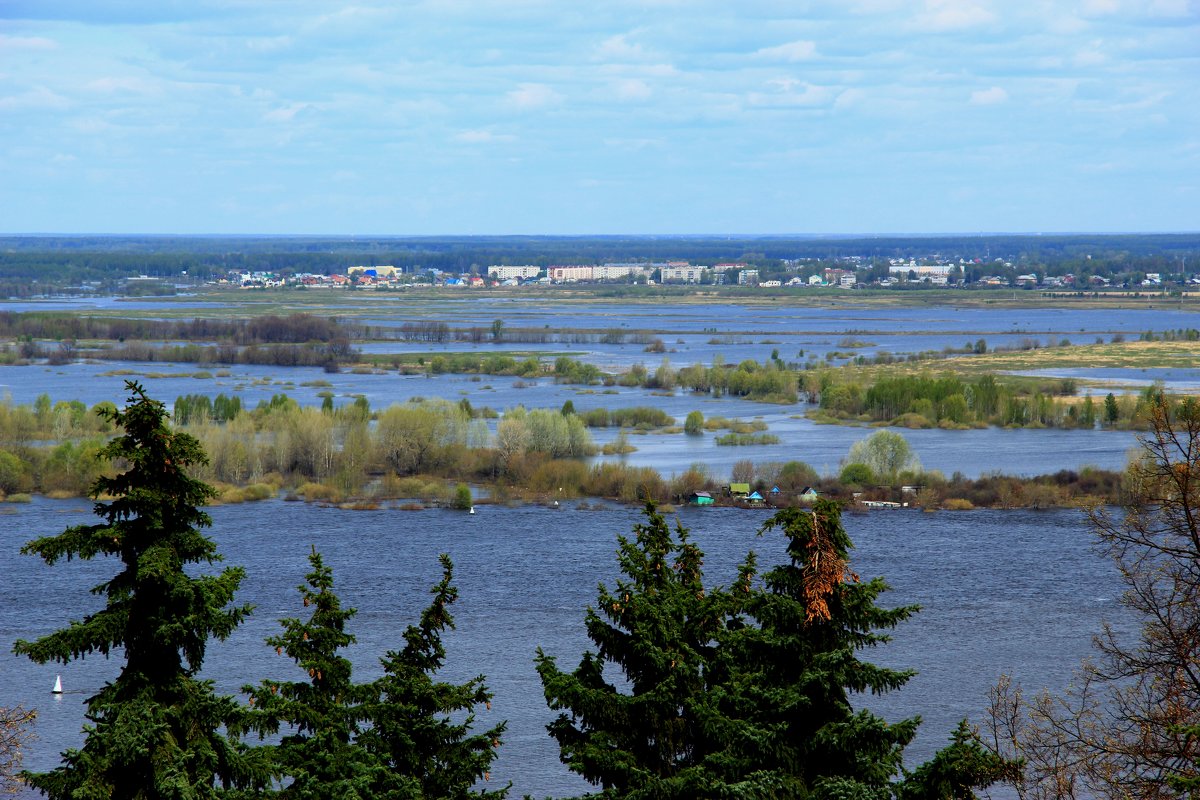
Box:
[3,230,1198,239]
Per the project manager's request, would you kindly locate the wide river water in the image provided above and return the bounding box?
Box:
[2,497,1129,797]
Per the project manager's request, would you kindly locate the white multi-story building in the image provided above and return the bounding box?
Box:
[889,263,953,279]
[738,269,760,286]
[487,265,542,280]
[548,266,594,283]
[593,263,649,281]
[660,266,706,284]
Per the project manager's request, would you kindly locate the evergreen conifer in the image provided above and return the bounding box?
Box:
[13,381,261,799]
[538,500,1012,798]
[535,503,740,797]
[234,547,376,799]
[358,554,508,798]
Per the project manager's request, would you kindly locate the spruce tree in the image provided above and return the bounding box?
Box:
[358,554,508,799]
[715,500,1011,798]
[234,547,376,799]
[13,381,261,799]
[535,503,740,798]
[540,500,1011,799]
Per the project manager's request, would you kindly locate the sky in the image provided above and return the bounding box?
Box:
[0,0,1197,235]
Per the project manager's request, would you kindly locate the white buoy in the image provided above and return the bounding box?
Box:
[52,675,63,694]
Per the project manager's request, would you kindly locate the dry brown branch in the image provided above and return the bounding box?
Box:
[985,397,1200,800]
[0,705,35,795]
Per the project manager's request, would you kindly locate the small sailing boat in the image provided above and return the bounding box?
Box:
[52,675,63,694]
[469,506,475,515]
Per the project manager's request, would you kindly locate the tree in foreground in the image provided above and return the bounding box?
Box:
[1,705,36,795]
[358,554,508,799]
[986,396,1200,799]
[538,501,1011,798]
[235,549,506,799]
[723,501,1011,798]
[12,381,262,798]
[234,547,376,799]
[535,504,736,797]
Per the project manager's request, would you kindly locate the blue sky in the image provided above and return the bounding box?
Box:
[1,0,1196,234]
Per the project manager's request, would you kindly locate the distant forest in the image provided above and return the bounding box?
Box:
[1,233,1198,297]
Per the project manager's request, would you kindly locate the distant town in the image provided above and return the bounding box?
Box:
[226,256,1192,292]
[2,233,1197,299]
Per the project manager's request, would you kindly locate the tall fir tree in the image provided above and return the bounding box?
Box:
[716,501,1012,798]
[234,547,377,799]
[539,500,1011,799]
[13,381,262,799]
[535,503,743,798]
[358,554,508,799]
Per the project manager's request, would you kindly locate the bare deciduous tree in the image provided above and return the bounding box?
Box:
[1,705,35,795]
[986,397,1200,800]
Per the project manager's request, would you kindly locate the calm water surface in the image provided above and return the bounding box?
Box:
[1,498,1127,797]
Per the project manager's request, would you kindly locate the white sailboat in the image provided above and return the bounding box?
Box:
[52,674,63,694]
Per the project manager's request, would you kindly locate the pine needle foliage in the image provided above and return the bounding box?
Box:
[12,380,260,799]
[535,503,741,798]
[234,550,506,800]
[727,500,923,795]
[358,553,508,799]
[234,546,376,799]
[538,500,1012,799]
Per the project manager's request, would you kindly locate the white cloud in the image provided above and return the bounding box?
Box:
[1146,0,1195,16]
[506,82,563,110]
[970,86,1009,105]
[1073,47,1108,67]
[453,130,515,143]
[753,40,818,62]
[0,86,71,111]
[263,103,311,123]
[834,88,867,110]
[0,34,57,50]
[603,137,665,150]
[595,33,651,62]
[748,80,836,108]
[613,78,652,101]
[84,77,162,95]
[913,0,996,31]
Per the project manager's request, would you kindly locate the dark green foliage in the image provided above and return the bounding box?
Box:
[863,375,968,421]
[175,394,243,425]
[13,381,260,799]
[895,721,1016,800]
[535,504,737,798]
[539,500,1013,798]
[235,550,505,799]
[234,548,376,799]
[839,462,874,486]
[712,502,922,796]
[358,554,508,799]
[1104,392,1120,425]
[579,407,674,429]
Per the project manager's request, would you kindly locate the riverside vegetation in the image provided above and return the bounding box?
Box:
[0,389,1128,511]
[5,383,1017,798]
